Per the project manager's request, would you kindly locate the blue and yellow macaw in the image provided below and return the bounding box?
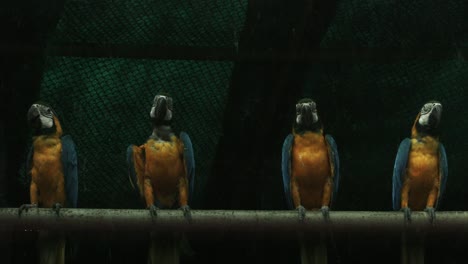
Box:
[282,98,340,264]
[392,101,448,221]
[20,102,78,264]
[392,101,447,264]
[127,94,195,264]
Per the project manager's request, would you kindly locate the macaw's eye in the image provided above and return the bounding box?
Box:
[421,104,431,114]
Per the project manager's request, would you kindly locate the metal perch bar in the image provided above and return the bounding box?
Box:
[1,209,468,234]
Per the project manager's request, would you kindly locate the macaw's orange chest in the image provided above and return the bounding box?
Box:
[406,138,440,210]
[144,138,185,206]
[31,136,66,207]
[291,132,331,209]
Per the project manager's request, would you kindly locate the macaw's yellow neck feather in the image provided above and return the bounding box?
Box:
[32,116,63,142]
[293,127,323,136]
[53,116,63,137]
[293,130,325,146]
[411,113,421,138]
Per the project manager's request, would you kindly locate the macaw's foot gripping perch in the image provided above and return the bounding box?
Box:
[18,203,38,216]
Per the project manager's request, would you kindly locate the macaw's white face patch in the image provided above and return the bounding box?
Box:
[296,115,302,124]
[312,112,318,123]
[418,113,430,126]
[164,109,172,120]
[39,115,54,128]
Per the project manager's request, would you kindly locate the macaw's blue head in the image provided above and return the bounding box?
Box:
[294,98,322,133]
[27,102,59,136]
[150,94,173,126]
[415,100,442,136]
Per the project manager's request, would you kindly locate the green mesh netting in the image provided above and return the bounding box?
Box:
[51,0,247,47]
[31,57,232,209]
[17,0,248,209]
[9,1,468,262]
[17,0,468,213]
[294,0,468,211]
[321,0,466,48]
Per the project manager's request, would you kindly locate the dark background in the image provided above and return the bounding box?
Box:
[1,0,468,263]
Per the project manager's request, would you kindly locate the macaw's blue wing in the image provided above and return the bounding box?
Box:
[436,143,448,209]
[127,145,140,196]
[180,132,195,204]
[392,138,411,211]
[281,133,294,209]
[61,135,78,208]
[325,134,340,205]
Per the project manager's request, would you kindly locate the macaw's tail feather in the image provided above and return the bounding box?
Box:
[179,234,194,257]
[148,232,180,264]
[401,233,425,264]
[300,234,327,264]
[65,237,79,264]
[38,231,65,264]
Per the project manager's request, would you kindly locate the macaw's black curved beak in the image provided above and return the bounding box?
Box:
[27,105,41,128]
[154,96,168,121]
[300,104,313,126]
[428,104,442,128]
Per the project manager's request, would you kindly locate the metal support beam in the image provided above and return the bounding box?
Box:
[1,209,468,235]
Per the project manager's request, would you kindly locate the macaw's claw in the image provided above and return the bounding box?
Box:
[52,203,62,217]
[401,207,412,223]
[296,205,306,222]
[424,207,436,223]
[148,205,159,218]
[18,204,38,216]
[321,206,330,222]
[180,205,192,222]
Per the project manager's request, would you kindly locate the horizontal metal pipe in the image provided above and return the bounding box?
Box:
[1,209,467,235]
